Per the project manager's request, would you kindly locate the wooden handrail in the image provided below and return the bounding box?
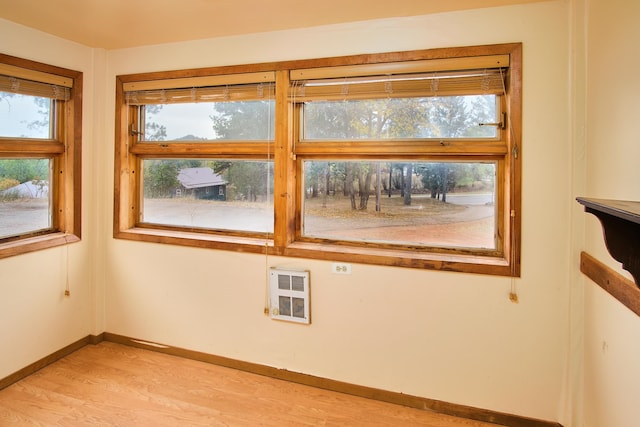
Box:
[580,251,640,316]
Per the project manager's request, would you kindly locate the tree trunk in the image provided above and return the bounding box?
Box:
[440,164,448,203]
[376,162,381,212]
[346,164,356,210]
[403,163,413,206]
[322,162,330,208]
[358,164,374,210]
[343,165,350,197]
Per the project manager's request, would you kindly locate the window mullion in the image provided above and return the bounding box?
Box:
[118,105,140,231]
[129,142,273,157]
[0,140,65,155]
[294,140,509,157]
[273,70,295,248]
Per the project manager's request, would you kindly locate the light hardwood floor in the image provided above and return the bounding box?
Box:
[0,342,501,426]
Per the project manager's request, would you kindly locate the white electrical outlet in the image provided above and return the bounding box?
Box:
[331,262,352,274]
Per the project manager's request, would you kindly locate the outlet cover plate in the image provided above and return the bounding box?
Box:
[331,262,352,274]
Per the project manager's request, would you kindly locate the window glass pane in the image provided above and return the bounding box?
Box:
[0,92,52,139]
[142,101,275,141]
[302,160,496,250]
[303,95,496,140]
[0,159,52,238]
[141,159,273,233]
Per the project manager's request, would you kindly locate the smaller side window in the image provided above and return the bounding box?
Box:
[0,54,82,258]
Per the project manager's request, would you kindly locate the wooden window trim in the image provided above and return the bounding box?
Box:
[0,54,82,259]
[114,43,521,277]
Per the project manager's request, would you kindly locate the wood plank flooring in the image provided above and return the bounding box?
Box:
[0,342,501,426]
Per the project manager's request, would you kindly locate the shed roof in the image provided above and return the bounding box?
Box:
[177,168,226,189]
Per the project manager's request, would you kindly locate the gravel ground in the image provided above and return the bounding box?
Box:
[1,194,495,249]
[0,199,50,238]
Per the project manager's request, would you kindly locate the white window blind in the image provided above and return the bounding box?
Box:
[123,71,276,105]
[289,54,508,101]
[0,63,72,101]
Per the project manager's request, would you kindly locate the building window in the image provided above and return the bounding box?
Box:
[115,43,521,276]
[0,54,82,258]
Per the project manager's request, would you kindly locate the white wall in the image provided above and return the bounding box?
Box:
[581,0,640,425]
[104,2,572,423]
[565,0,588,424]
[0,19,98,377]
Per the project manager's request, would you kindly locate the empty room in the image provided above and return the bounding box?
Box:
[1,1,639,426]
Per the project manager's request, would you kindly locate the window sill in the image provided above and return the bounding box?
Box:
[283,241,513,276]
[0,232,80,260]
[115,227,515,276]
[114,227,271,254]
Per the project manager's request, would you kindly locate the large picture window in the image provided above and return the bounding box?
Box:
[115,43,521,276]
[0,54,82,258]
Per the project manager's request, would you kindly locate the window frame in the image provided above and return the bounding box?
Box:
[114,43,521,276]
[0,54,82,259]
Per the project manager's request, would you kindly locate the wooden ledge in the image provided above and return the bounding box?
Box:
[580,251,640,316]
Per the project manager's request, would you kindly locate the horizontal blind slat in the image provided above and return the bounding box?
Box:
[123,71,276,92]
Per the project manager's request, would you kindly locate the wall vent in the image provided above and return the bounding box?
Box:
[269,268,310,324]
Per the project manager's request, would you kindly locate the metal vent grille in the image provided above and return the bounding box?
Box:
[269,268,310,324]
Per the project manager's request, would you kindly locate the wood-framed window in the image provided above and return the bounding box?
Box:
[0,54,82,259]
[114,43,521,276]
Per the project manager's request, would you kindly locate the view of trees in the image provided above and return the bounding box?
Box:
[303,96,497,209]
[142,100,274,200]
[0,159,48,186]
[0,92,51,196]
[143,159,196,198]
[0,92,51,138]
[304,96,495,139]
[304,160,495,211]
[210,100,274,140]
[141,95,496,207]
[143,104,167,141]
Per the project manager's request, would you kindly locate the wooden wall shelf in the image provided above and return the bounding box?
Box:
[577,197,640,285]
